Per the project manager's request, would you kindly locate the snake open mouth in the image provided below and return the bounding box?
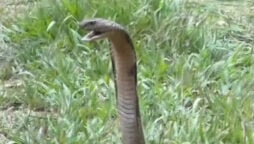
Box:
[81,30,107,42]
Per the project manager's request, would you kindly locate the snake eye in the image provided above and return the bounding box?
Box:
[80,20,97,29]
[88,21,96,25]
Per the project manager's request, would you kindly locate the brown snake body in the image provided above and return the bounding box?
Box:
[79,18,145,144]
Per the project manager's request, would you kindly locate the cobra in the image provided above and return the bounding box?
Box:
[79,18,145,144]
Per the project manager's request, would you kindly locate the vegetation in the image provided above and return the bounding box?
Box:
[1,0,254,143]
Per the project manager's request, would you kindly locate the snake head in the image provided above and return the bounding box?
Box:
[79,18,124,42]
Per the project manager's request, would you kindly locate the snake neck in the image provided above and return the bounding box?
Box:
[109,33,145,144]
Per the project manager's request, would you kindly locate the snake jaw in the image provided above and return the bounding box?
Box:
[79,19,110,42]
[81,30,107,42]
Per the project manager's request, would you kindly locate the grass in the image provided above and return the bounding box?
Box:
[1,0,254,143]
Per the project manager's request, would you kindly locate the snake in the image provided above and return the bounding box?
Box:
[79,18,145,144]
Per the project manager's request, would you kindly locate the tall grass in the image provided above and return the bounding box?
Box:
[1,0,254,143]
